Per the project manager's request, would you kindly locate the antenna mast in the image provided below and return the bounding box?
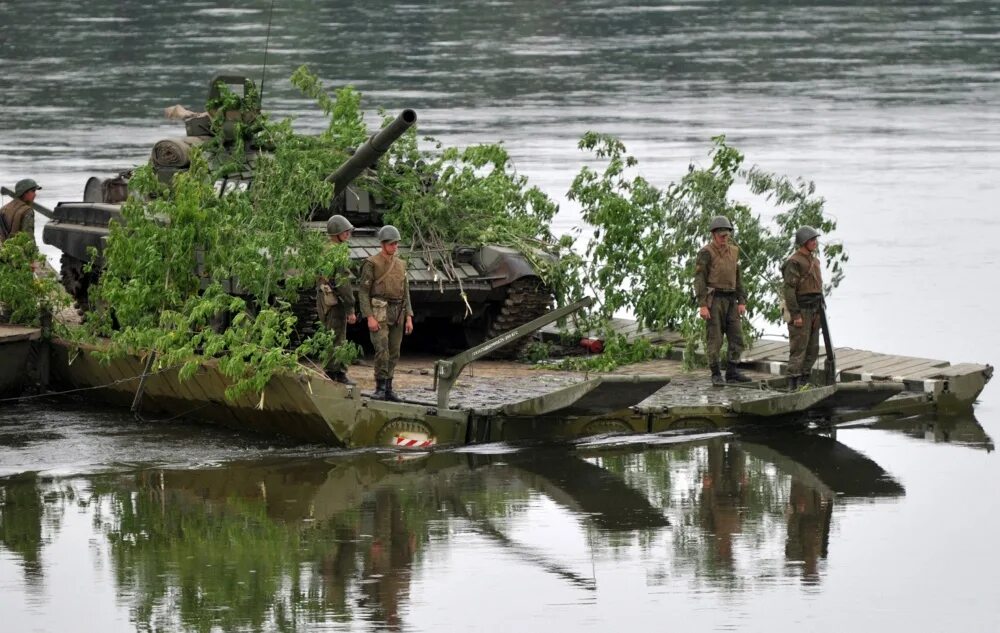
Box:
[260,0,276,104]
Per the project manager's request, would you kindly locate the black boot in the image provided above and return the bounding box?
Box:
[726,366,752,383]
[385,378,401,402]
[787,375,800,391]
[335,371,355,386]
[710,365,724,387]
[327,369,355,385]
[371,378,387,400]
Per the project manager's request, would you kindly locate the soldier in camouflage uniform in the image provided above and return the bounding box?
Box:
[1,179,41,245]
[782,226,824,390]
[694,216,751,386]
[317,215,358,384]
[358,225,413,401]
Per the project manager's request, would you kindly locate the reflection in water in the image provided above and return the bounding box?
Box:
[361,488,417,630]
[505,448,670,531]
[739,432,905,584]
[699,441,748,571]
[0,474,46,581]
[861,413,994,452]
[786,479,831,582]
[2,421,964,630]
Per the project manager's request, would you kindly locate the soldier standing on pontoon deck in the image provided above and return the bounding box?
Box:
[694,216,751,386]
[782,226,824,390]
[1,178,41,245]
[358,225,414,401]
[317,215,358,384]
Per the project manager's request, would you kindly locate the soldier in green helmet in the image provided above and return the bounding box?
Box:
[358,225,414,401]
[693,216,751,386]
[317,215,358,384]
[782,226,824,390]
[1,178,41,245]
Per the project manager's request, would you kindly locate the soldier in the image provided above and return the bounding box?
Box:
[694,216,751,386]
[317,215,358,384]
[782,226,824,390]
[358,225,414,401]
[1,178,41,245]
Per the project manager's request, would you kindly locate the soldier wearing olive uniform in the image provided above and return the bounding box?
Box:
[358,225,414,401]
[782,226,824,390]
[317,215,358,384]
[694,216,751,385]
[1,178,41,245]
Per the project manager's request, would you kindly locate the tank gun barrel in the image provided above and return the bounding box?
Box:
[1,186,56,220]
[325,109,417,196]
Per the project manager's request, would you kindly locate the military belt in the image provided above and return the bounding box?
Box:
[796,294,824,308]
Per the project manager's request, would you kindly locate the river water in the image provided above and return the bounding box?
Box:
[1,1,998,631]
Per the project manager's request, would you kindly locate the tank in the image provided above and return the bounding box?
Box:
[42,75,554,357]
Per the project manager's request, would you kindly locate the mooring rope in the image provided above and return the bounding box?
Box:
[0,367,168,404]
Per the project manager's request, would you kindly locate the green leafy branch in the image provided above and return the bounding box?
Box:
[83,77,361,401]
[0,233,70,329]
[564,133,848,368]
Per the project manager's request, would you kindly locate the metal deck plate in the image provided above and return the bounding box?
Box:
[730,381,906,417]
[499,375,671,417]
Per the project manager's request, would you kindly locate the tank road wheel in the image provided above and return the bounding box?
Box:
[483,277,554,359]
[376,418,437,449]
[60,254,99,313]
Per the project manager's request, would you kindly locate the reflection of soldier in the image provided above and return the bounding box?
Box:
[698,440,747,568]
[319,525,360,616]
[785,480,832,583]
[358,225,413,401]
[782,226,823,390]
[694,216,751,385]
[1,178,41,245]
[317,215,358,384]
[362,489,416,631]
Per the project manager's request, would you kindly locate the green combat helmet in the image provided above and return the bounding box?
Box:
[795,226,821,246]
[327,214,354,235]
[13,178,42,198]
[377,225,401,243]
[709,215,733,233]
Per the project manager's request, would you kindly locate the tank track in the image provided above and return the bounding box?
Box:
[290,289,321,346]
[484,277,554,359]
[60,254,98,314]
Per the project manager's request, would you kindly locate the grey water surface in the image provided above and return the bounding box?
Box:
[1,1,999,631]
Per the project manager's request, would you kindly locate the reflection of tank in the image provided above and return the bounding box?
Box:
[739,432,905,498]
[41,75,554,356]
[867,413,994,451]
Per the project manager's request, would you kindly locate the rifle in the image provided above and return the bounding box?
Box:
[818,303,836,386]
